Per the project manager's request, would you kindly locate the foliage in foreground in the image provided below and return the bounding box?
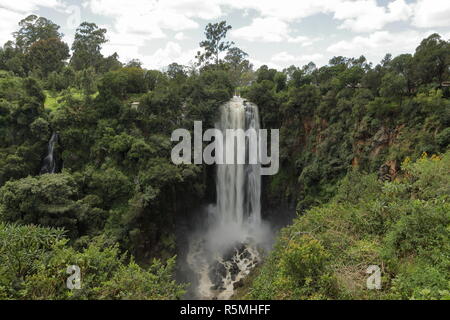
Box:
[249,152,450,300]
[0,223,185,300]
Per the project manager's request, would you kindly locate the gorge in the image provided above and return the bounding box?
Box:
[0,14,448,301]
[186,96,272,299]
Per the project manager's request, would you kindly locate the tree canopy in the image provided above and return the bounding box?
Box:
[197,21,234,66]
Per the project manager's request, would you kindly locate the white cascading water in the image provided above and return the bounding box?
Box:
[40,132,59,174]
[187,96,267,299]
[216,96,261,229]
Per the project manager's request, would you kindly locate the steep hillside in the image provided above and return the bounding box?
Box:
[248,152,450,300]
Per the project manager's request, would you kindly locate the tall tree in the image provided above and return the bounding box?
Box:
[166,62,186,80]
[413,33,450,85]
[27,38,70,77]
[390,54,414,93]
[224,47,248,66]
[224,47,253,87]
[98,52,123,73]
[197,21,233,66]
[0,41,26,76]
[125,59,143,69]
[76,67,97,95]
[13,15,62,52]
[70,22,108,71]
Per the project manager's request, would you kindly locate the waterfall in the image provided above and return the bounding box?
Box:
[187,96,268,300]
[40,132,59,174]
[216,96,261,228]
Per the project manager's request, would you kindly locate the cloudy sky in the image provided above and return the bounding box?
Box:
[1,0,449,70]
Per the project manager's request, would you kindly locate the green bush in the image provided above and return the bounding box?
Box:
[249,152,450,300]
[0,223,185,299]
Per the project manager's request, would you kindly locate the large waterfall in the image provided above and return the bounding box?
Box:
[216,96,261,229]
[186,96,269,300]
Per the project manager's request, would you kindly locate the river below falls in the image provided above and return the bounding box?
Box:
[186,235,261,299]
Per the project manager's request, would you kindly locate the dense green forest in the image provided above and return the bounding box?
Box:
[0,15,448,299]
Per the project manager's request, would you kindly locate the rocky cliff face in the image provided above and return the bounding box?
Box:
[263,109,442,215]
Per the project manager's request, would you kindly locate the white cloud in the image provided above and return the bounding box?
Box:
[174,32,187,40]
[84,0,223,38]
[219,0,330,22]
[223,0,414,32]
[288,36,322,47]
[105,40,200,70]
[102,43,141,65]
[1,0,444,72]
[87,0,415,41]
[102,30,149,63]
[0,1,68,45]
[287,35,309,44]
[271,51,324,67]
[81,0,444,70]
[232,17,289,42]
[166,0,222,20]
[232,17,314,46]
[230,0,415,40]
[144,41,199,69]
[0,0,64,13]
[250,58,282,70]
[327,30,435,65]
[412,0,450,28]
[83,0,224,69]
[0,8,23,46]
[333,0,412,32]
[271,52,296,62]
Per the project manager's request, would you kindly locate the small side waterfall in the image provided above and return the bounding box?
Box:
[40,132,59,174]
[187,96,269,299]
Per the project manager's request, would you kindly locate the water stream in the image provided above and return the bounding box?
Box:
[187,96,268,299]
[40,132,59,174]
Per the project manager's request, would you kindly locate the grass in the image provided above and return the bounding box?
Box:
[44,89,145,112]
[44,89,98,111]
[44,90,59,111]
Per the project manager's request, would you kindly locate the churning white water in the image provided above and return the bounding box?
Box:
[187,96,269,299]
